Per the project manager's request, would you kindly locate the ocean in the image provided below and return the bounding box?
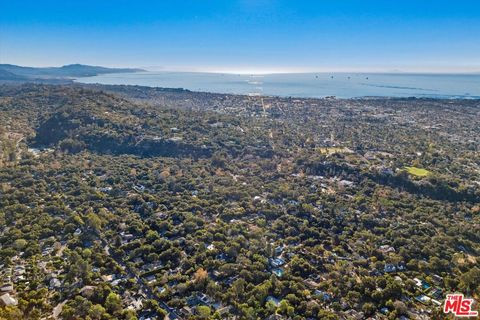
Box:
[76,71,480,99]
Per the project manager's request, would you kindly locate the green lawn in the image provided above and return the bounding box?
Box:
[405,166,431,177]
[318,147,353,155]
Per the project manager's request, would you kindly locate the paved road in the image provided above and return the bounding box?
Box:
[99,235,182,319]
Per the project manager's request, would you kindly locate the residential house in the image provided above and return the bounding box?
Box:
[0,293,17,306]
[270,258,285,268]
[0,284,13,294]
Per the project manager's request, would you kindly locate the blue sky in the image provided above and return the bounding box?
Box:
[1,0,479,73]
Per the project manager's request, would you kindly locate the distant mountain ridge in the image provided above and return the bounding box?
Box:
[0,63,144,81]
[0,69,28,81]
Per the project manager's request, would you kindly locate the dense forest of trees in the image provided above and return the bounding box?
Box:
[0,84,478,319]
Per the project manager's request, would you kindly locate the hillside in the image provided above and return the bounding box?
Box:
[0,84,479,320]
[0,69,27,81]
[0,63,144,81]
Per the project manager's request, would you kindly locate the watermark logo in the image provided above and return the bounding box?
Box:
[443,294,478,317]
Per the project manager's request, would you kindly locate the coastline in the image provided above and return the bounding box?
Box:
[74,71,480,100]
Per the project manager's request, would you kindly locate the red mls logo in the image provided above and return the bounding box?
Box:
[444,294,478,317]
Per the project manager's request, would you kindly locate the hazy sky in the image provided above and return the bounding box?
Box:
[1,0,480,73]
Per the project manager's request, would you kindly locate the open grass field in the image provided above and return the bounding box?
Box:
[318,147,353,155]
[405,166,431,177]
